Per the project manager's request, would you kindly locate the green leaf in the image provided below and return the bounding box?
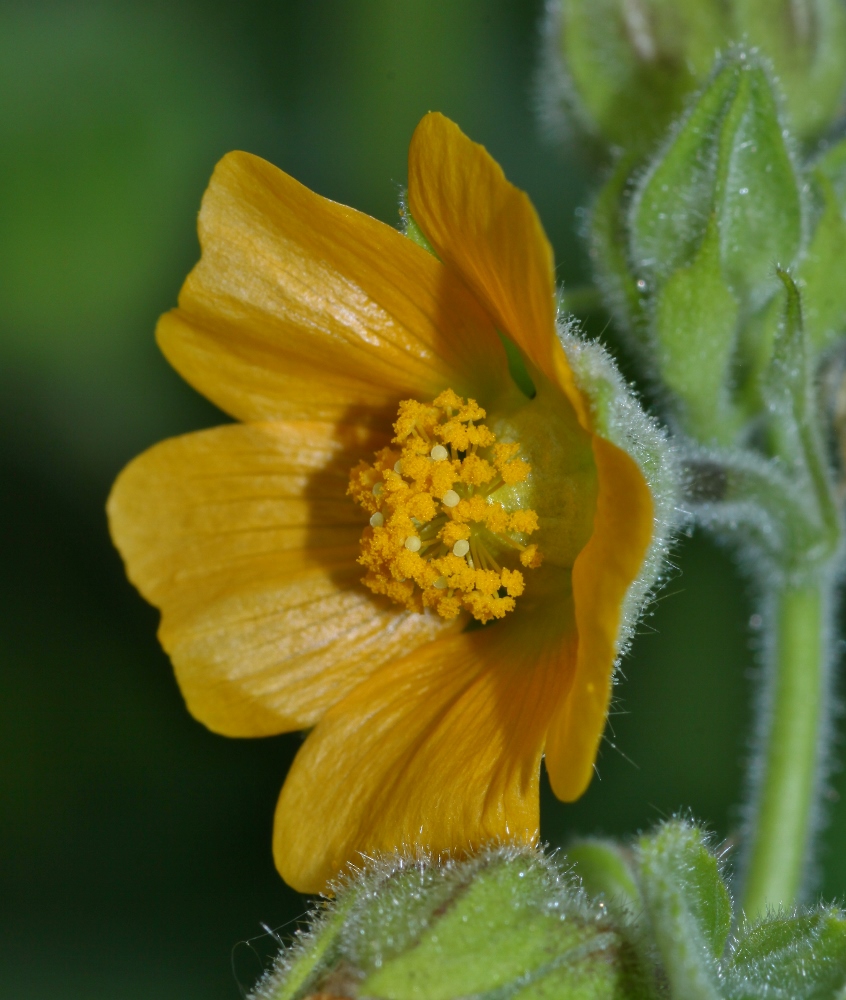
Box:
[653,217,740,443]
[637,820,731,1000]
[731,0,846,141]
[553,0,727,152]
[723,909,846,1000]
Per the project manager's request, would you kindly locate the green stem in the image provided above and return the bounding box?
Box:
[742,579,829,916]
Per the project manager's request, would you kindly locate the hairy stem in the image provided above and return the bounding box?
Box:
[742,578,830,916]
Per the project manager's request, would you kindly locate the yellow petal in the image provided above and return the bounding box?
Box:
[107,421,457,736]
[159,150,510,424]
[274,579,577,893]
[544,438,654,801]
[407,113,564,392]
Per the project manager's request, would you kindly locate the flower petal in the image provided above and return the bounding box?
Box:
[407,113,562,390]
[107,421,457,736]
[159,150,510,424]
[544,438,655,801]
[273,576,577,894]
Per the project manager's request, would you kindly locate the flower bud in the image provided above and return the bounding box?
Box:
[593,53,804,444]
[250,847,651,1000]
[733,0,846,141]
[543,0,846,153]
[544,0,728,152]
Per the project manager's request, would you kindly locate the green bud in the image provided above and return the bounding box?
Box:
[595,53,804,444]
[544,0,846,153]
[251,847,656,1000]
[630,55,802,313]
[723,908,846,1000]
[547,0,727,152]
[651,216,742,443]
[732,0,846,141]
[636,820,731,1000]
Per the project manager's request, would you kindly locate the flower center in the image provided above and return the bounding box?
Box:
[348,389,543,624]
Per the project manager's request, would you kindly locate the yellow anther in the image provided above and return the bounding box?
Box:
[440,522,470,547]
[348,390,543,624]
[432,388,464,411]
[509,510,539,534]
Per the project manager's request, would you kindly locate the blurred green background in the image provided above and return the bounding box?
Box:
[1,2,844,998]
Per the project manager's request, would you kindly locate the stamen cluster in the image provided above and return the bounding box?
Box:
[348,389,542,623]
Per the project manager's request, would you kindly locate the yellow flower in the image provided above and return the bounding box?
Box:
[108,112,667,894]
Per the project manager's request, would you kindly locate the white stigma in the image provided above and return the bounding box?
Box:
[369,512,384,528]
[371,482,383,496]
[442,489,460,507]
[452,539,470,557]
[394,460,403,474]
[433,576,448,589]
[405,536,422,552]
[430,444,449,461]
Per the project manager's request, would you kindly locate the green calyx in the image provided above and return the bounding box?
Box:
[252,847,653,1000]
[250,826,846,1000]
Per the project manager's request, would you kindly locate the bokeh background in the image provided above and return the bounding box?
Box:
[2,2,844,998]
